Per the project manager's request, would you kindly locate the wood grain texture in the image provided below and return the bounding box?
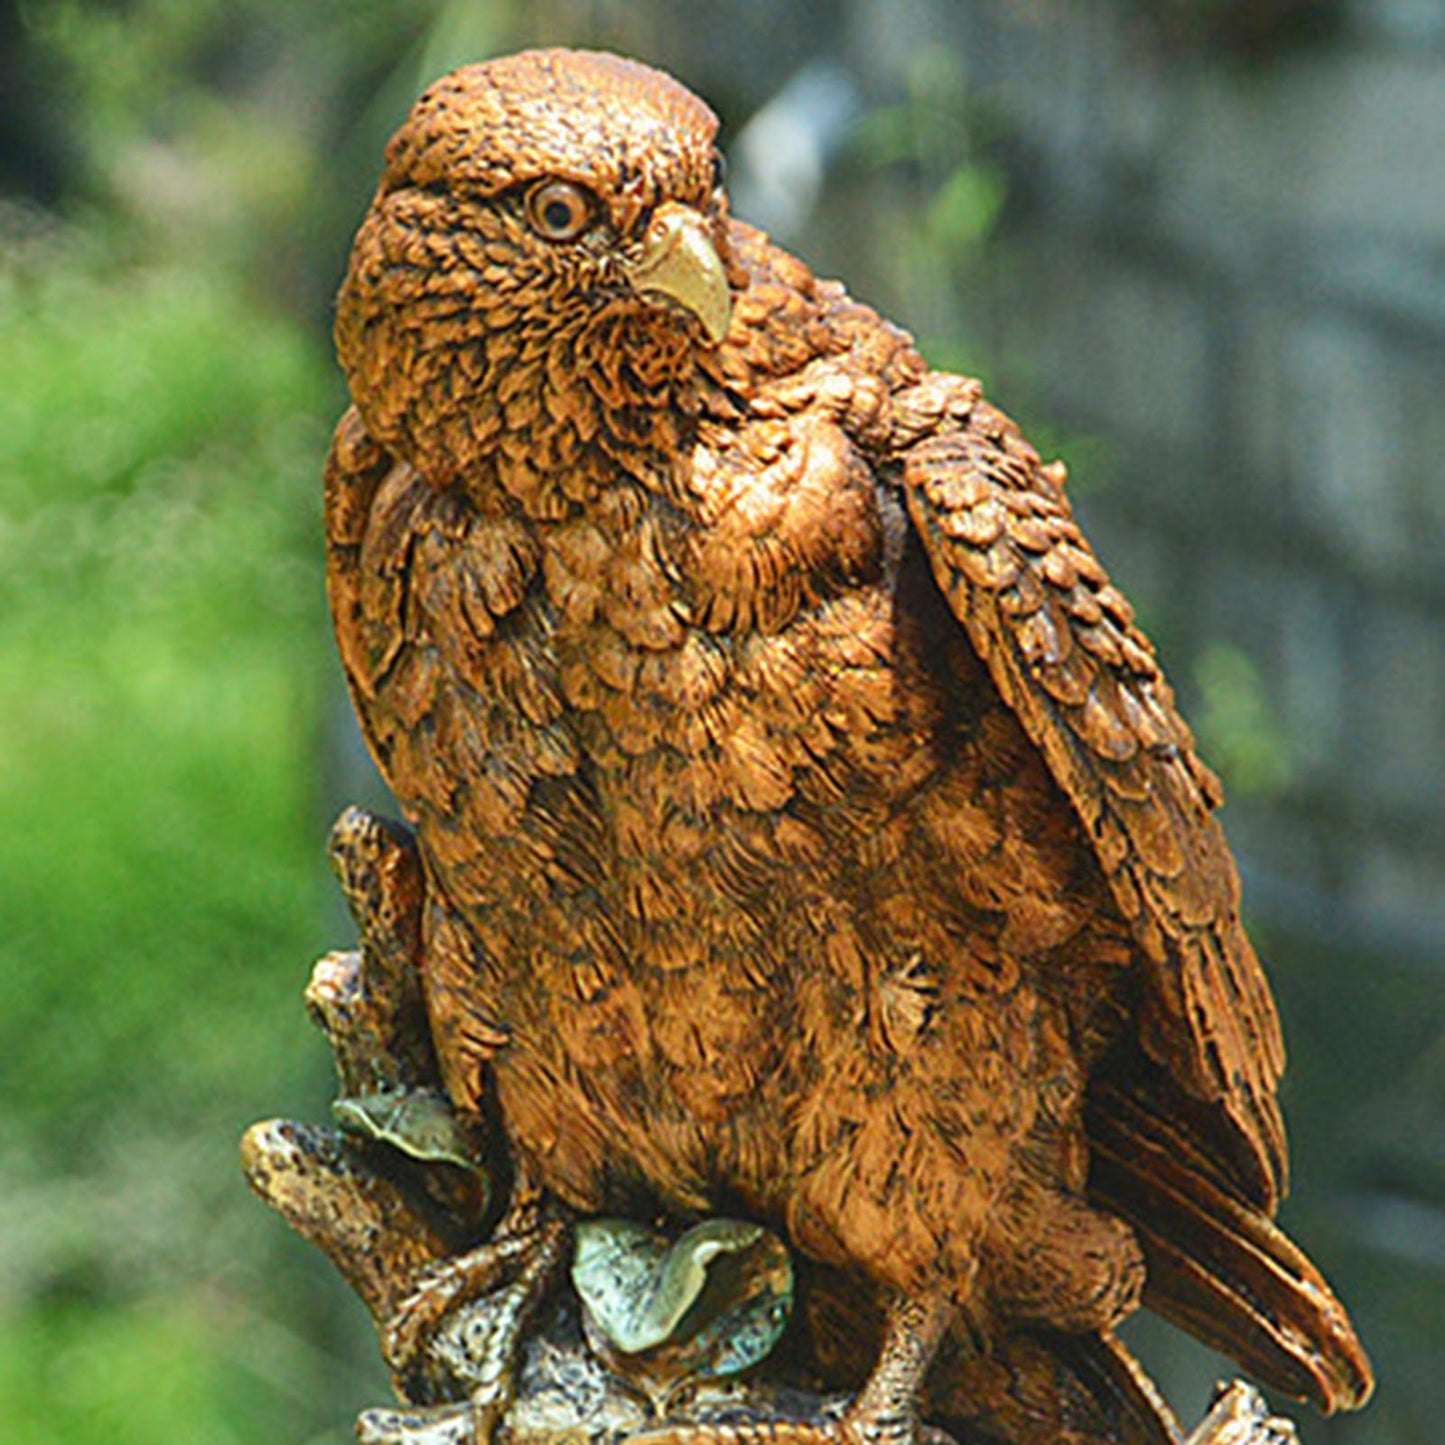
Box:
[325,48,1372,1439]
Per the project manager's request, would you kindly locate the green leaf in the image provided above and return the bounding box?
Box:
[927,164,1006,254]
[571,1216,793,1378]
[332,1087,485,1172]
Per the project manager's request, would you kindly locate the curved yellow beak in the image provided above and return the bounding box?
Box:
[624,202,732,345]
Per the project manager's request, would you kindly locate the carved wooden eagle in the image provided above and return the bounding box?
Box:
[326,49,1372,1445]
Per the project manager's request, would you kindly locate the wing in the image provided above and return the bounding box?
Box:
[324,406,527,1108]
[324,405,398,771]
[896,384,1287,1210]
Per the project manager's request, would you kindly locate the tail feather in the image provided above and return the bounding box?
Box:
[1049,1331,1186,1445]
[925,1324,1184,1445]
[1088,1081,1374,1414]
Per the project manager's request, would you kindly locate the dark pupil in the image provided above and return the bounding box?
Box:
[544,198,575,232]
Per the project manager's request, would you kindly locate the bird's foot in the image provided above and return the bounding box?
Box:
[633,1294,954,1445]
[384,1201,571,1415]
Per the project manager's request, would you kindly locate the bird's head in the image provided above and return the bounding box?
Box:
[336,49,737,493]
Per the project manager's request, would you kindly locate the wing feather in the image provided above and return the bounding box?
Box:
[899,400,1287,1208]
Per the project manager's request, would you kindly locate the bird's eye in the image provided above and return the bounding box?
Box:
[711,151,728,195]
[525,179,595,241]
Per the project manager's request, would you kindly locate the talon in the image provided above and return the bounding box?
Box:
[381,1175,570,1417]
[384,1219,565,1376]
[628,1296,954,1445]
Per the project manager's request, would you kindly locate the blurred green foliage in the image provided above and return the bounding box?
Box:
[0,224,352,1438]
[5,1297,272,1445]
[0,238,328,1135]
[1192,643,1295,800]
[847,47,1006,379]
